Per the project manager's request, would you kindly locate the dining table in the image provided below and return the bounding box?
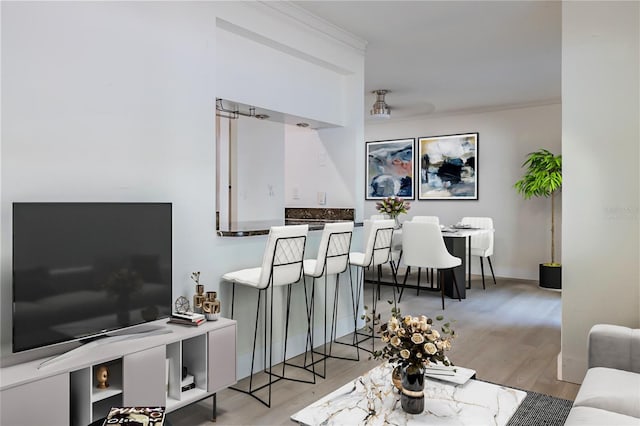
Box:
[388,225,494,299]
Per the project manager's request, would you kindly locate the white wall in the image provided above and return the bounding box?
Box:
[1,1,365,380]
[1,0,218,357]
[364,104,562,280]
[560,1,640,383]
[285,124,356,208]
[234,117,285,222]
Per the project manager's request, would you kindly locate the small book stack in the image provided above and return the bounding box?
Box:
[168,311,206,326]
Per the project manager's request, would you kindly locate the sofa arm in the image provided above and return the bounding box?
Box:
[588,324,640,373]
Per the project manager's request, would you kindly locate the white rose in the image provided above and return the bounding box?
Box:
[431,330,440,339]
[411,333,425,344]
[389,321,399,332]
[427,332,437,342]
[400,349,410,359]
[391,336,401,347]
[424,342,437,355]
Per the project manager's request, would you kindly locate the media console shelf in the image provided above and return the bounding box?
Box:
[0,318,237,426]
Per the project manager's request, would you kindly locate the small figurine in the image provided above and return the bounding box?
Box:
[191,272,206,312]
[96,365,109,389]
[203,291,221,320]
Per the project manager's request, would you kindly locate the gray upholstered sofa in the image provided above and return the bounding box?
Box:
[564,324,640,425]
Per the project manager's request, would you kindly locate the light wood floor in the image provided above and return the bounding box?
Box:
[167,273,580,425]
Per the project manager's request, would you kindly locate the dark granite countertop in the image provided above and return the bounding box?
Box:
[217,208,360,237]
[217,219,362,237]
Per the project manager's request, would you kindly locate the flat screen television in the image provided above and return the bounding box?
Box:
[12,202,172,353]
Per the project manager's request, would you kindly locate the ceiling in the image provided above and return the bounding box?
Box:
[293,1,561,121]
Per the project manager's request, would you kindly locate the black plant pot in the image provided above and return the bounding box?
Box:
[539,264,561,289]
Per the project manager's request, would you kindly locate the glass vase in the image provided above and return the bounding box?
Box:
[393,216,401,229]
[400,364,424,414]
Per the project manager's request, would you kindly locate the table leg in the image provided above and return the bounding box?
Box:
[467,236,472,289]
[443,237,466,299]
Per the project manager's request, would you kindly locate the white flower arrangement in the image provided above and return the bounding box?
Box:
[374,311,455,370]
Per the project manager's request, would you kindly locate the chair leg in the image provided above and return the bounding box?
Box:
[231,283,236,319]
[282,284,293,378]
[487,256,497,284]
[248,290,262,397]
[399,266,411,303]
[439,270,445,310]
[480,257,486,290]
[416,267,421,296]
[451,269,462,302]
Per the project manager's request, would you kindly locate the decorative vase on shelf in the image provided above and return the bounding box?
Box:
[400,365,425,414]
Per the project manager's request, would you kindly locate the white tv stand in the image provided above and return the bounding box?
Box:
[0,318,237,426]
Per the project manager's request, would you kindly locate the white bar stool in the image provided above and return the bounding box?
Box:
[348,219,396,354]
[302,222,354,378]
[223,224,309,408]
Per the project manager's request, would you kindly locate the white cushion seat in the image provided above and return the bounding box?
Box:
[221,267,262,288]
[573,367,640,418]
[348,252,367,267]
[565,406,640,426]
[304,222,354,278]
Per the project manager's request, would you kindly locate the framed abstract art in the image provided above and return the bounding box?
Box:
[365,138,415,200]
[418,133,478,200]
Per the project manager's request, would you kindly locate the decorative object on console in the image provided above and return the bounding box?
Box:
[95,365,109,389]
[203,291,221,321]
[514,149,562,289]
[174,296,190,314]
[418,133,478,200]
[191,272,206,312]
[373,307,456,414]
[169,311,205,327]
[366,138,415,200]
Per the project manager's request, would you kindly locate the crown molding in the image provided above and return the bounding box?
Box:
[255,1,368,55]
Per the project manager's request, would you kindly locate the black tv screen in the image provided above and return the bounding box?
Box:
[12,202,172,353]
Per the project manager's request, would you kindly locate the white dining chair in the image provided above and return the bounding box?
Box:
[302,221,355,377]
[348,219,396,353]
[460,216,496,289]
[400,221,462,310]
[409,216,441,293]
[370,214,388,220]
[222,224,309,407]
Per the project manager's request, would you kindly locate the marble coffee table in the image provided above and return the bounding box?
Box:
[291,363,526,425]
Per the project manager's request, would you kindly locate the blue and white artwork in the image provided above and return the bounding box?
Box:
[418,133,478,200]
[366,138,415,200]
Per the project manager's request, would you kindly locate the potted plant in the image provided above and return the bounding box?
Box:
[515,149,562,289]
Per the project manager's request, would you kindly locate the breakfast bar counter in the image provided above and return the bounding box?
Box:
[217,207,360,237]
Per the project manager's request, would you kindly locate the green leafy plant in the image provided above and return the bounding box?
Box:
[515,149,562,265]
